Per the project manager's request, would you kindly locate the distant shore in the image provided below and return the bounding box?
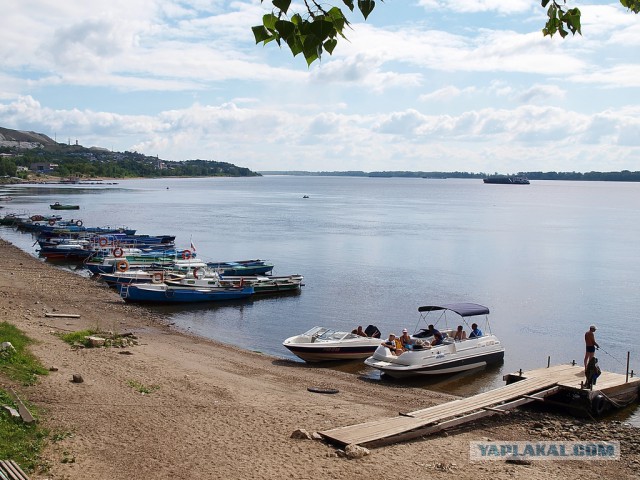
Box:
[0,238,639,479]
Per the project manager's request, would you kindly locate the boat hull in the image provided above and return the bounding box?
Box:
[283,343,379,362]
[283,329,382,362]
[119,284,254,303]
[364,328,504,379]
[365,350,504,378]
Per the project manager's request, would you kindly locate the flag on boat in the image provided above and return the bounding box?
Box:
[190,241,196,252]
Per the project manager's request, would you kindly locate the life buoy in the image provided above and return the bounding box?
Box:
[99,237,108,247]
[116,260,129,272]
[75,220,83,227]
[152,272,164,284]
[193,267,201,279]
[48,219,56,226]
[182,250,192,260]
[31,215,44,221]
[113,247,124,258]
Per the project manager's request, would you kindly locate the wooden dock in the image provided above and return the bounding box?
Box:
[318,363,639,448]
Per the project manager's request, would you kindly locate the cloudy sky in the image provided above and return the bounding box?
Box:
[1,1,638,173]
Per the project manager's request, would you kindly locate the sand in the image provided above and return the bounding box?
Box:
[0,238,638,479]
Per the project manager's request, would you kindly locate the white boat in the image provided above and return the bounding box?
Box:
[283,326,383,362]
[364,303,504,378]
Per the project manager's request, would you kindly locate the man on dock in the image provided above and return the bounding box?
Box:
[584,325,599,369]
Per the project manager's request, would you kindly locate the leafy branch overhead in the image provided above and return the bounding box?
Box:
[252,0,640,65]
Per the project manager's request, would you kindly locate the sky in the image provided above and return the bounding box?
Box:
[1,1,639,173]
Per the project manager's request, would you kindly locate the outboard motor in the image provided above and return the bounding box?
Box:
[365,325,381,338]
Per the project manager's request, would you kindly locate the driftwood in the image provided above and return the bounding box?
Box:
[44,312,80,318]
[7,389,35,424]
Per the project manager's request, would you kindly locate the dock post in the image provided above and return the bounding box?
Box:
[547,356,550,368]
[626,352,630,383]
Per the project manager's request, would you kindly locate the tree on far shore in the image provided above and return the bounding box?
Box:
[252,0,640,66]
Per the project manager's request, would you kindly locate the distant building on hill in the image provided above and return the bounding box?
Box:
[30,162,58,173]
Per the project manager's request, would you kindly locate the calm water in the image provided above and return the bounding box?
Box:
[2,176,639,423]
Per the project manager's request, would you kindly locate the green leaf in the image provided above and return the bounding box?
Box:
[563,8,582,34]
[252,25,271,44]
[263,13,278,31]
[302,35,322,65]
[621,0,640,14]
[308,19,335,43]
[286,34,303,57]
[272,0,291,14]
[324,38,338,54]
[342,0,355,11]
[275,19,296,40]
[358,0,375,20]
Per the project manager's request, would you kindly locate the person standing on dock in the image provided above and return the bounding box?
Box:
[584,325,599,369]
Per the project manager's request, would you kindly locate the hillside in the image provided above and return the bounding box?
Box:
[0,127,57,149]
[0,126,260,179]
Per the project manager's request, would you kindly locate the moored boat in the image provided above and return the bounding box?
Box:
[118,283,254,303]
[283,326,383,362]
[50,202,80,210]
[483,175,530,184]
[364,303,504,378]
[206,259,273,276]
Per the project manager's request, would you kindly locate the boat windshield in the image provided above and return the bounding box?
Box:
[302,327,357,341]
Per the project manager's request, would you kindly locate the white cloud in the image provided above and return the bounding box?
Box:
[417,0,533,15]
[0,1,638,172]
[420,86,478,102]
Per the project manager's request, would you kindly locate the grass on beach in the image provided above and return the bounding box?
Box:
[58,329,137,348]
[58,329,97,348]
[0,321,49,385]
[0,322,50,473]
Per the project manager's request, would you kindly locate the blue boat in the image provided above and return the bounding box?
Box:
[118,283,254,303]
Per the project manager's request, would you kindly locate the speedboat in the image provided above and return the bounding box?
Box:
[283,326,383,362]
[364,303,504,378]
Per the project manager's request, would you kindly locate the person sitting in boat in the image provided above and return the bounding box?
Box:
[469,323,483,338]
[454,325,467,341]
[352,326,367,337]
[383,333,404,355]
[432,330,444,346]
[426,324,444,346]
[400,328,414,350]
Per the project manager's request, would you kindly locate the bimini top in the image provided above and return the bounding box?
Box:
[418,303,490,317]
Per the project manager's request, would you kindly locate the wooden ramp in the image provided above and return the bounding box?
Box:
[319,363,640,448]
[318,376,560,448]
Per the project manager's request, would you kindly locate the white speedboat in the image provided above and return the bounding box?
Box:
[283,326,383,362]
[364,303,504,378]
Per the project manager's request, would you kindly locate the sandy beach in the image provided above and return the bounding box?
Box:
[0,238,638,479]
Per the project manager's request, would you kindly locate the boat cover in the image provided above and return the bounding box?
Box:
[418,303,490,317]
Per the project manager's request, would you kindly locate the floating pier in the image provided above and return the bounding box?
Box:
[318,363,639,448]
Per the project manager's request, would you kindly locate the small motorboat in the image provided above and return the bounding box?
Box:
[50,202,80,210]
[364,303,504,378]
[283,326,383,362]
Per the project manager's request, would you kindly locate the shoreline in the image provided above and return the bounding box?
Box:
[1,238,639,479]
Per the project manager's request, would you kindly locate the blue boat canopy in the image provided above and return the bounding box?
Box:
[418,303,490,317]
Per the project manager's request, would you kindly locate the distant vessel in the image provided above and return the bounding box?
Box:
[483,175,530,185]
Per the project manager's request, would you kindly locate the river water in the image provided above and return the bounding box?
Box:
[2,176,639,424]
